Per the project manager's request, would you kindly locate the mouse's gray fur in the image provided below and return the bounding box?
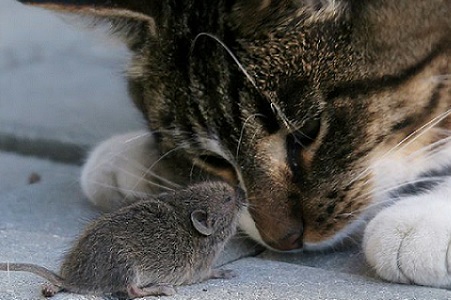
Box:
[0,182,245,299]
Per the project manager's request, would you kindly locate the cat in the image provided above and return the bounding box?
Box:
[18,0,451,289]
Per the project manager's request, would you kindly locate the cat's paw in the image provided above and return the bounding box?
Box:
[363,190,451,288]
[80,131,164,211]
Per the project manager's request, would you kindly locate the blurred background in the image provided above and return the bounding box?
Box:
[0,0,144,166]
[0,4,147,297]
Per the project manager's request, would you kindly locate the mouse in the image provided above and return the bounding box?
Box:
[0,181,245,299]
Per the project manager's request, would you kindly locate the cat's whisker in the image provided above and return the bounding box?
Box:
[347,108,451,187]
[82,140,182,193]
[192,32,297,133]
[109,144,196,204]
[236,113,264,159]
[120,143,194,203]
[345,131,451,209]
[268,98,298,132]
[82,132,153,176]
[342,175,449,218]
[102,160,176,192]
[103,152,181,189]
[145,172,181,189]
[334,225,364,247]
[82,131,193,194]
[385,107,451,153]
[192,33,258,90]
[94,161,175,192]
[86,180,152,199]
[148,141,194,172]
[249,127,262,147]
[407,135,451,162]
[406,134,451,157]
[339,200,390,221]
[353,176,446,206]
[122,131,152,144]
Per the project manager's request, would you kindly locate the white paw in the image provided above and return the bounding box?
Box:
[81,131,173,211]
[363,186,451,288]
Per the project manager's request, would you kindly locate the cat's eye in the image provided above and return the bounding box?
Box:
[198,154,233,170]
[197,154,238,185]
[286,118,321,178]
[293,118,321,147]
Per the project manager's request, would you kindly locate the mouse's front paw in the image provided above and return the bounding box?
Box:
[363,195,451,288]
[210,269,237,280]
[127,283,176,298]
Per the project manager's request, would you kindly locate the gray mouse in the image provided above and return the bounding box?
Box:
[0,181,245,299]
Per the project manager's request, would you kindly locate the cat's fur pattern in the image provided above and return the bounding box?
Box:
[20,0,451,288]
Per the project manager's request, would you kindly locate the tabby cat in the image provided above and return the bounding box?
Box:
[19,0,451,289]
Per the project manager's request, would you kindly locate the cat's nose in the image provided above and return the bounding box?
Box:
[271,229,304,251]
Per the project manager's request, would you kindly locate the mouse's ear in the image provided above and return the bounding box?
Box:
[191,210,214,236]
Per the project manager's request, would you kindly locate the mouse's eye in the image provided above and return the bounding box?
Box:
[286,117,321,180]
[224,196,233,203]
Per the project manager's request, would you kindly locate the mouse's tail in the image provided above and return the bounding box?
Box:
[0,263,64,287]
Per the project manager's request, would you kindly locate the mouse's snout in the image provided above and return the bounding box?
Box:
[219,184,247,210]
[235,186,246,202]
[234,187,247,206]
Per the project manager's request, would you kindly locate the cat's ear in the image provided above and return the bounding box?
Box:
[17,0,161,47]
[231,0,347,16]
[230,0,347,35]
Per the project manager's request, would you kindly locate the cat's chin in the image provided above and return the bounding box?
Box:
[238,209,269,246]
[302,219,366,252]
[238,208,292,252]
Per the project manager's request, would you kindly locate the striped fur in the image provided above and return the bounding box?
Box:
[19,0,451,287]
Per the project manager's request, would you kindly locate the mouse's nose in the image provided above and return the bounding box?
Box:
[234,186,247,204]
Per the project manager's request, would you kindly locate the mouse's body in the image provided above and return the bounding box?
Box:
[0,182,244,299]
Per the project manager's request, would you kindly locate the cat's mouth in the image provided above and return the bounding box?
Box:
[238,199,305,251]
[239,206,367,252]
[238,208,305,252]
[235,183,372,252]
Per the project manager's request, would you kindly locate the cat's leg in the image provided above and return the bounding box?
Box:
[363,180,451,288]
[80,130,181,211]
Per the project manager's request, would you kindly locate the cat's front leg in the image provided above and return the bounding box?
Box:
[363,181,451,288]
[80,131,181,211]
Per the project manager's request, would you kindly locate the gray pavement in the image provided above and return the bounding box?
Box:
[0,0,144,164]
[2,0,451,299]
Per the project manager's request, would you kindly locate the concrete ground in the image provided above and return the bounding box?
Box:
[1,0,451,299]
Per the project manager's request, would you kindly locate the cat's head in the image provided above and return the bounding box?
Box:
[20,0,451,251]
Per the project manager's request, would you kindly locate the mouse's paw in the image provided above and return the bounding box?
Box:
[210,269,237,280]
[41,284,62,297]
[127,283,176,298]
[81,130,178,211]
[363,192,451,288]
